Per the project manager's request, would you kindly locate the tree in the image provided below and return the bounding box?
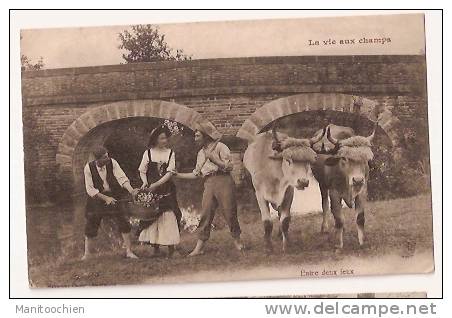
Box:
[20,34,45,71]
[21,54,44,71]
[118,24,191,63]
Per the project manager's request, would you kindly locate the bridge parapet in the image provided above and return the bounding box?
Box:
[22,55,426,108]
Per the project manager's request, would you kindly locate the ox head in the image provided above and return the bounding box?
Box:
[324,121,377,203]
[269,123,319,190]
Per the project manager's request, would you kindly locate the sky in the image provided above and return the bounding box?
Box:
[20,13,426,69]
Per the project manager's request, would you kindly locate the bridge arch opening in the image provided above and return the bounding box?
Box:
[236,93,399,148]
[56,100,214,194]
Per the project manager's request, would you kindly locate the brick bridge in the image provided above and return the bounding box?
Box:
[21,55,427,201]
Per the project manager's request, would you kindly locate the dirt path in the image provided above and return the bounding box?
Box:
[151,251,433,284]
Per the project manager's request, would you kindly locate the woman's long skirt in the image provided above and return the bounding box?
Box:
[138,210,180,245]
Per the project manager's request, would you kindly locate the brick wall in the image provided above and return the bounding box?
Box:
[21,55,427,203]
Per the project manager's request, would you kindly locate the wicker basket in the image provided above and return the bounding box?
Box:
[124,189,165,220]
[124,201,161,220]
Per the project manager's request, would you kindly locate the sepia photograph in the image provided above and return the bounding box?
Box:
[19,12,434,289]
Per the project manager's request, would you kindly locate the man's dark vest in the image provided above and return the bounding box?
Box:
[88,159,123,197]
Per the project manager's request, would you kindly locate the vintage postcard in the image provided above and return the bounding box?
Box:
[20,13,434,289]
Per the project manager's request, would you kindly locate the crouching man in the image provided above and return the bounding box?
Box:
[82,146,139,260]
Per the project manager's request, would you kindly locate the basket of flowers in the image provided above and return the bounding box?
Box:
[127,189,167,220]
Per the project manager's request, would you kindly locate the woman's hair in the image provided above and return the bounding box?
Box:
[148,125,171,147]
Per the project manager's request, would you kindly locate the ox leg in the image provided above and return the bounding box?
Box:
[275,208,282,240]
[355,194,366,246]
[280,212,291,253]
[279,187,294,254]
[256,194,273,253]
[320,185,330,234]
[330,191,344,250]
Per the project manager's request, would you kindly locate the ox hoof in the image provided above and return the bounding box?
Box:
[81,254,93,261]
[358,242,368,250]
[334,248,343,255]
[320,222,330,234]
[358,236,365,247]
[265,243,273,255]
[334,242,344,252]
[234,240,245,251]
[282,240,291,254]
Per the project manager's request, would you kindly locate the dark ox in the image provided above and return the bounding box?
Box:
[243,125,322,253]
[311,123,377,249]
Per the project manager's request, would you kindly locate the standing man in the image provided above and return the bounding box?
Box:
[82,146,139,260]
[176,122,244,256]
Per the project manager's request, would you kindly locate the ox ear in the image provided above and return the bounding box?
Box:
[324,156,342,166]
[268,151,283,160]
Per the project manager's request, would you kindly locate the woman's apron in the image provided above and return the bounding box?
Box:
[140,149,182,230]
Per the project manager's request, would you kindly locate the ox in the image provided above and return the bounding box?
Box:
[243,125,322,253]
[310,123,377,249]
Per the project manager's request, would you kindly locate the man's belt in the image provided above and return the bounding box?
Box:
[204,170,230,178]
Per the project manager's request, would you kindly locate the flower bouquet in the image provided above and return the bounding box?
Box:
[180,205,216,233]
[180,205,201,233]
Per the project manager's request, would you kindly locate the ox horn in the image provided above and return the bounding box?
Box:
[366,120,379,144]
[271,120,282,152]
[326,125,340,146]
[309,126,327,146]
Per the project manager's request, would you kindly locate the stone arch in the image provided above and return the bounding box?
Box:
[56,99,213,189]
[236,93,399,147]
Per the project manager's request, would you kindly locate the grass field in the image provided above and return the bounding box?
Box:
[27,194,434,288]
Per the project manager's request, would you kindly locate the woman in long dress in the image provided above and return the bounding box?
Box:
[138,125,182,257]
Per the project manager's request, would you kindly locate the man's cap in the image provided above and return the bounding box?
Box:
[193,120,222,140]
